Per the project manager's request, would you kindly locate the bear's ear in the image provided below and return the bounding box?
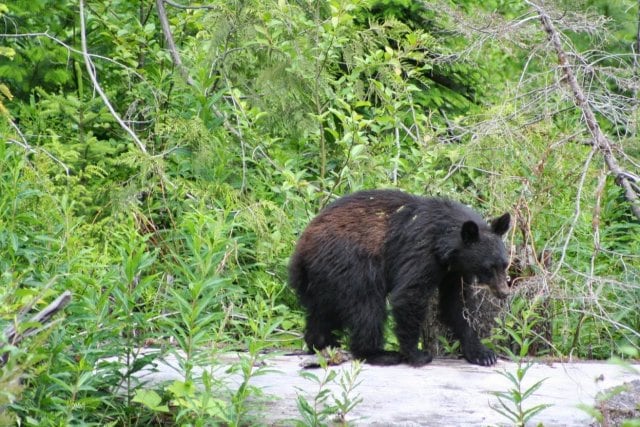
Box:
[490,212,511,236]
[461,220,479,244]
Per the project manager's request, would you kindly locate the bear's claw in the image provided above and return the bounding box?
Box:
[464,347,498,366]
[405,351,433,367]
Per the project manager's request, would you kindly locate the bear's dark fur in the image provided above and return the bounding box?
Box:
[289,189,511,366]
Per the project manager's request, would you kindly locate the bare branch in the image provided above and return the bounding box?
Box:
[156,0,256,192]
[78,0,147,154]
[527,0,640,221]
[6,118,71,175]
[634,0,640,135]
[553,146,598,278]
[156,0,195,87]
[163,0,219,10]
[1,291,72,366]
[154,0,251,185]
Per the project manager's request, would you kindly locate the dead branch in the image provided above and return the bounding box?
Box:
[156,0,195,87]
[163,0,219,10]
[635,0,640,110]
[1,291,72,366]
[78,0,147,154]
[527,1,640,221]
[156,0,250,190]
[8,117,70,175]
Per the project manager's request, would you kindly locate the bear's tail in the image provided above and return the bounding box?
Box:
[288,251,308,296]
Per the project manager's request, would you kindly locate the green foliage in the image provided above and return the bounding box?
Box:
[496,296,548,359]
[491,361,553,427]
[295,350,363,426]
[491,298,553,425]
[132,389,169,414]
[1,0,639,424]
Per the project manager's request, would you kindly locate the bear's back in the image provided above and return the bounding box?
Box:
[321,189,486,232]
[296,190,486,257]
[295,190,413,257]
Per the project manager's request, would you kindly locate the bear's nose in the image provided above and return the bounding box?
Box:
[493,281,510,299]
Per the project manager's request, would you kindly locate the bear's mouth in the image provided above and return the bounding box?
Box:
[471,277,510,299]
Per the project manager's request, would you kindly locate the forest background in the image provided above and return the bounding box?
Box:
[1,0,639,425]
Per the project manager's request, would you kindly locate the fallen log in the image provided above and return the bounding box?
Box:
[1,290,72,366]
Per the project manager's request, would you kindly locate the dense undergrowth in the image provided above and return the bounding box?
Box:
[1,0,639,424]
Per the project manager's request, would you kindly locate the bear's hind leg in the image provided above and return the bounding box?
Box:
[357,350,404,366]
[304,310,341,353]
[347,299,406,366]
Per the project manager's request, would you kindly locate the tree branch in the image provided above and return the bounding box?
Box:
[527,1,640,221]
[157,0,253,192]
[163,0,219,10]
[1,291,72,366]
[78,0,147,154]
[7,118,71,175]
[156,0,195,87]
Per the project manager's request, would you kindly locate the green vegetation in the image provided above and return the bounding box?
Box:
[1,0,639,424]
[296,350,363,426]
[491,297,553,425]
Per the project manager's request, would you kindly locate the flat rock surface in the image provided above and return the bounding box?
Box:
[136,353,640,426]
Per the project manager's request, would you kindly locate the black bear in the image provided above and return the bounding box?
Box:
[288,189,511,366]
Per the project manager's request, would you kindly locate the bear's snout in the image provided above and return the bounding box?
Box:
[491,280,510,299]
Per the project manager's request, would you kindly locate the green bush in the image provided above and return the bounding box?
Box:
[1,0,639,424]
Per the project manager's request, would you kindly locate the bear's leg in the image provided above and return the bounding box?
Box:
[389,289,433,367]
[347,298,404,365]
[304,309,341,353]
[439,275,497,366]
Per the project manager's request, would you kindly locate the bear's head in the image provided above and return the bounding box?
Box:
[454,212,511,299]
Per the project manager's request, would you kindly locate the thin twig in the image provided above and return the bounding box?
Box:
[7,119,71,175]
[553,146,597,279]
[393,126,400,185]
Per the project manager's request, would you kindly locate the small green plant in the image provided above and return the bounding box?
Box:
[490,297,552,426]
[157,209,266,426]
[0,340,37,426]
[295,348,363,426]
[333,359,363,425]
[134,344,278,426]
[227,341,275,426]
[491,361,552,426]
[437,335,461,355]
[497,296,547,359]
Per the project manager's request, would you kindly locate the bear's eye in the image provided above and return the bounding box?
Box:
[491,262,508,274]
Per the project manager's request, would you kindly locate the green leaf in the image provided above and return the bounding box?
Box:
[167,380,195,398]
[349,144,366,158]
[491,397,519,421]
[0,47,13,59]
[522,403,553,423]
[132,389,169,413]
[521,378,548,401]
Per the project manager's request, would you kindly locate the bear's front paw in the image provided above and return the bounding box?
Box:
[463,346,497,366]
[404,351,433,367]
